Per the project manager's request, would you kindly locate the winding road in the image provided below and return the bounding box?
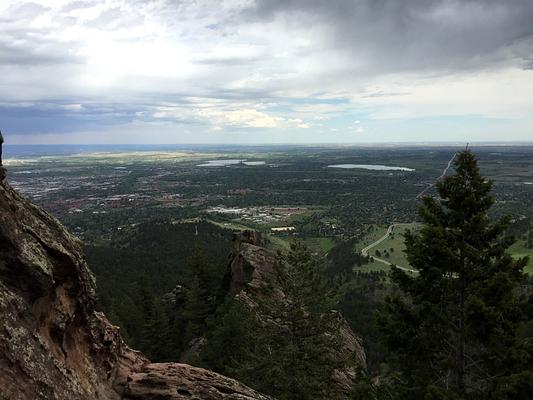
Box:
[360,223,417,273]
[358,151,460,273]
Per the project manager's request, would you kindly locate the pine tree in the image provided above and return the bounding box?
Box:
[200,297,260,375]
[135,273,156,352]
[378,150,531,399]
[182,247,224,344]
[143,299,172,361]
[273,242,343,400]
[252,243,345,400]
[527,219,532,249]
[201,243,348,400]
[183,273,211,341]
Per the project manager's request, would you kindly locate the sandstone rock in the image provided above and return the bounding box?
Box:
[0,180,272,400]
[229,242,279,296]
[228,235,367,393]
[124,363,271,400]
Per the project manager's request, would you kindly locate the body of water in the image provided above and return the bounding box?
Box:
[197,160,266,167]
[327,164,415,171]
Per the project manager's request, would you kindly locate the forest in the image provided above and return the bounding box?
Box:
[81,150,533,400]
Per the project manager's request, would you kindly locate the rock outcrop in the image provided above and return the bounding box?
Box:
[0,179,271,400]
[228,231,367,393]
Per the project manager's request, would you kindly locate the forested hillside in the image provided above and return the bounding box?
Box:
[82,151,533,400]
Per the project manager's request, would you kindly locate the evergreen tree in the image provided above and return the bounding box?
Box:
[143,299,172,361]
[201,243,348,400]
[200,297,260,374]
[527,219,532,249]
[135,273,156,352]
[183,273,211,341]
[378,150,531,399]
[269,242,343,400]
[182,247,225,344]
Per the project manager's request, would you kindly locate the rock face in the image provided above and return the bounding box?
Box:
[124,363,270,400]
[0,180,271,400]
[228,231,367,393]
[229,232,279,296]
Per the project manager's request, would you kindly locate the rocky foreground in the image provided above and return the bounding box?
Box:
[0,179,272,400]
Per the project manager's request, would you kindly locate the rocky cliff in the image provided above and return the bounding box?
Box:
[0,179,271,400]
[228,232,367,393]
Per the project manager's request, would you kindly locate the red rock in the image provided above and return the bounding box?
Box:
[0,180,272,400]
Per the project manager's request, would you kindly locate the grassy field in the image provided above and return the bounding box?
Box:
[208,219,252,231]
[510,240,533,275]
[304,237,336,254]
[355,225,389,252]
[267,235,336,256]
[370,223,420,270]
[359,223,532,275]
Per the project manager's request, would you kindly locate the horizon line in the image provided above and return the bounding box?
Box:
[5,141,533,147]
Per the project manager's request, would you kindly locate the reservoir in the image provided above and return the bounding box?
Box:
[327,164,415,171]
[197,160,266,167]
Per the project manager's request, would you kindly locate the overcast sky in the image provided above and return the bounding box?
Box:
[1,0,532,144]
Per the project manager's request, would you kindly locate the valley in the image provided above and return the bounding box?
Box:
[4,144,532,274]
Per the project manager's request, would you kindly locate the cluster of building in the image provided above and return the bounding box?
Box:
[206,206,308,225]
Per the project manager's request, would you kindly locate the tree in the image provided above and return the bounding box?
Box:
[527,219,532,249]
[200,297,260,375]
[143,299,172,361]
[378,150,531,399]
[202,243,348,400]
[266,242,343,400]
[182,247,225,343]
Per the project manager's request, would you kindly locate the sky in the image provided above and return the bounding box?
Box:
[1,0,533,144]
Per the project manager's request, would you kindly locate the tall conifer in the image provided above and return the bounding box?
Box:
[378,150,531,399]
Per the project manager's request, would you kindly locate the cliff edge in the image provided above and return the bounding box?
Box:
[0,179,271,400]
[228,232,367,394]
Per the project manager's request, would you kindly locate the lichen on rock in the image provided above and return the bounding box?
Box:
[0,180,272,400]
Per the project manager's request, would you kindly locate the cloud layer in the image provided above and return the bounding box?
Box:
[1,0,532,143]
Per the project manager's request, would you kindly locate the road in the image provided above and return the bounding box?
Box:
[360,223,417,273]
[359,152,459,273]
[416,152,457,198]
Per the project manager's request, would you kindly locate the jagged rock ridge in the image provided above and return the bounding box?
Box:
[228,232,367,393]
[0,179,271,400]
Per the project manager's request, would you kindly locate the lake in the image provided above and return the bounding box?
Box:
[327,164,415,171]
[197,160,266,167]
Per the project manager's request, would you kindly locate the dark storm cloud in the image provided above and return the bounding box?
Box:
[246,0,533,73]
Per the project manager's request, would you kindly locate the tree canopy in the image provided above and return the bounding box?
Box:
[378,150,532,399]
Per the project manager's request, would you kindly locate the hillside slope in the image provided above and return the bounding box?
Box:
[0,178,271,400]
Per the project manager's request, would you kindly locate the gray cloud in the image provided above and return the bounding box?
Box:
[1,0,532,142]
[246,0,533,73]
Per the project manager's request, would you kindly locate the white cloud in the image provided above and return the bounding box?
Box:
[1,0,532,142]
[353,68,533,120]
